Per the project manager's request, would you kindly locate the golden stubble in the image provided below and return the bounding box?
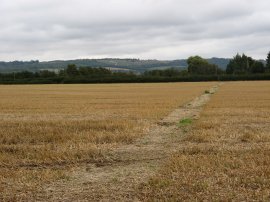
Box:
[0,82,215,200]
[140,81,270,201]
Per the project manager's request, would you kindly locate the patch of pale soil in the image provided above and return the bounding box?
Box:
[38,84,221,202]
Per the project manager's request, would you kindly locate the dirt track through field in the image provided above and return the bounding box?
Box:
[41,84,221,201]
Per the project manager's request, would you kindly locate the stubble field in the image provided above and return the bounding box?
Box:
[140,81,270,201]
[2,81,269,201]
[0,82,215,200]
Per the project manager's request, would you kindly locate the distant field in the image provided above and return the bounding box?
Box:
[140,81,270,201]
[0,82,215,200]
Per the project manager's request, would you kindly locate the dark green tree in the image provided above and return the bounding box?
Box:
[144,68,185,77]
[78,67,112,77]
[15,71,35,79]
[266,51,270,71]
[66,64,79,77]
[39,70,57,78]
[226,53,255,74]
[187,56,221,75]
[250,61,265,74]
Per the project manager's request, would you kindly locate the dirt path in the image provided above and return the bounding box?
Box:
[41,84,221,201]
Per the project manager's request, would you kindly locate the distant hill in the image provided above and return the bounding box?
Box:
[0,58,231,73]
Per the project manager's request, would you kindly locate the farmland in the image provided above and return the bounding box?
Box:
[1,81,270,201]
[140,81,270,201]
[0,82,215,200]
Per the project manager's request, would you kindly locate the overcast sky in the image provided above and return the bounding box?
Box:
[1,0,270,61]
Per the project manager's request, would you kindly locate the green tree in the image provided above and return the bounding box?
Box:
[187,56,220,75]
[39,70,57,78]
[226,53,255,74]
[66,64,79,77]
[250,61,265,74]
[144,68,185,77]
[266,51,270,71]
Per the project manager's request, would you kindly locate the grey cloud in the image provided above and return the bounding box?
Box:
[0,0,270,61]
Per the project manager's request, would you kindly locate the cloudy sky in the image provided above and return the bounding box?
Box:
[1,0,270,61]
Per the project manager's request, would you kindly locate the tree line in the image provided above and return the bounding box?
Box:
[0,52,270,84]
[226,53,268,74]
[145,52,270,76]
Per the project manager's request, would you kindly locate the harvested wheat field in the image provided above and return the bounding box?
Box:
[0,82,215,201]
[140,81,270,201]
